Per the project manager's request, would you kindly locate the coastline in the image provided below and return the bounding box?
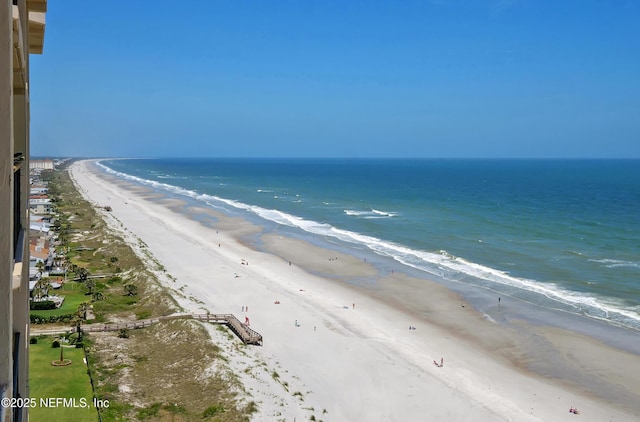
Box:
[69,159,640,421]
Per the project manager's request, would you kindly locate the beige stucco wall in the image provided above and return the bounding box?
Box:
[1,2,16,418]
[1,0,44,420]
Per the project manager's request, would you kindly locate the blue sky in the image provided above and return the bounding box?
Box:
[30,0,640,158]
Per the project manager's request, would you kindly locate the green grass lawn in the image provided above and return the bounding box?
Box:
[30,282,88,318]
[29,338,98,422]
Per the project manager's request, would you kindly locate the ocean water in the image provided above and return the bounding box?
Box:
[98,158,640,333]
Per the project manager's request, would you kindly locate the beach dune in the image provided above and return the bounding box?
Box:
[69,160,639,421]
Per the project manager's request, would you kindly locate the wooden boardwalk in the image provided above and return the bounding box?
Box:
[62,313,263,345]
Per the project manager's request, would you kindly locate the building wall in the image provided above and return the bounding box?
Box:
[1,1,46,421]
[30,159,54,170]
[28,199,52,215]
[0,0,15,416]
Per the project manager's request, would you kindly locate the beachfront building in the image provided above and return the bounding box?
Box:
[29,158,53,170]
[0,1,47,421]
[28,197,52,214]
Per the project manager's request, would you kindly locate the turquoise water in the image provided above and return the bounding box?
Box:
[99,158,640,332]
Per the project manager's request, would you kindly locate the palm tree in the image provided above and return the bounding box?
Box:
[77,267,89,282]
[77,302,90,319]
[33,279,50,300]
[35,260,45,276]
[85,279,96,295]
[74,318,83,343]
[63,262,70,284]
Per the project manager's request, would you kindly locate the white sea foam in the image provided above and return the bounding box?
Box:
[589,259,640,269]
[344,209,370,216]
[483,313,496,323]
[344,209,398,218]
[372,209,398,217]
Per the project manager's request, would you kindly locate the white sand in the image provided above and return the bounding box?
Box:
[69,160,637,421]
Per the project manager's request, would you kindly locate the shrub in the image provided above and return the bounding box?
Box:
[52,340,60,348]
[30,337,37,344]
[108,275,122,284]
[202,404,224,417]
[163,403,186,414]
[245,401,258,414]
[124,283,138,297]
[117,328,129,339]
[30,300,56,310]
[136,402,161,419]
[30,314,76,324]
[135,310,151,320]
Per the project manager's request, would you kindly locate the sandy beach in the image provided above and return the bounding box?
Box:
[69,160,639,421]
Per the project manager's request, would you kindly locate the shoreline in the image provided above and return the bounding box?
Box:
[69,159,640,421]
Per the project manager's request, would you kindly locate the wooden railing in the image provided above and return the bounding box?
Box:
[63,313,263,345]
